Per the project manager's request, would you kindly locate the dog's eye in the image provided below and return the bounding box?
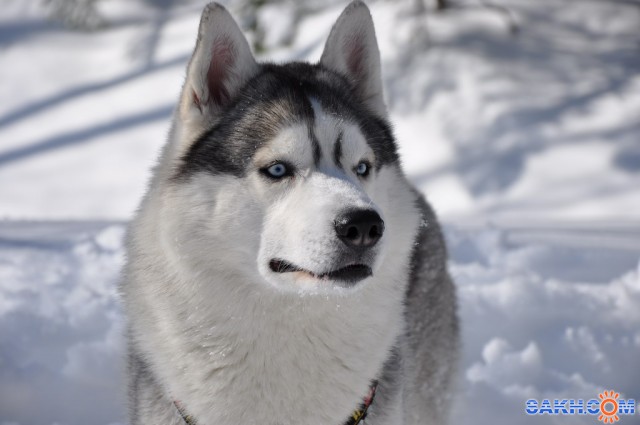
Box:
[355,161,370,177]
[263,162,291,179]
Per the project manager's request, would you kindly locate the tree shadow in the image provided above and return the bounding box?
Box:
[0,20,58,47]
[0,53,187,131]
[0,104,173,167]
[0,2,189,167]
[392,2,640,198]
[0,15,152,48]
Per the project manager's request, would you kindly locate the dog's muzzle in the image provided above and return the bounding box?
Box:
[267,209,383,287]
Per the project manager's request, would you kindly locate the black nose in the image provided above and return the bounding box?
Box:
[335,209,384,249]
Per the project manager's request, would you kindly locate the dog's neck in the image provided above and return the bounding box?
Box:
[131,249,407,424]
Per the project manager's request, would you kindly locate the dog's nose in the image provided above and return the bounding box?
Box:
[335,209,384,249]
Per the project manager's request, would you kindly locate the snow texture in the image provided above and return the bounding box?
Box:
[0,0,639,424]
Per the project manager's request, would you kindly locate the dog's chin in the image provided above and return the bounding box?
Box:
[266,259,373,290]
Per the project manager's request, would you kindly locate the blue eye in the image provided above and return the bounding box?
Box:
[265,162,289,179]
[355,161,370,177]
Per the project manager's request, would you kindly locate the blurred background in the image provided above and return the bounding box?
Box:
[0,0,639,424]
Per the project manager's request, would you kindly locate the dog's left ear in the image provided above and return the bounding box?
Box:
[179,3,259,137]
[320,1,386,117]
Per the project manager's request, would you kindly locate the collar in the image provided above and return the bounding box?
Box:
[344,380,378,425]
[174,380,378,425]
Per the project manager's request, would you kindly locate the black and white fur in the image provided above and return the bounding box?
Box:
[121,2,459,424]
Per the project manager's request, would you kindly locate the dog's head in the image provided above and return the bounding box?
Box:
[156,2,419,293]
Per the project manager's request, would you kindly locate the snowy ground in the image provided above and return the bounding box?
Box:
[1,0,639,424]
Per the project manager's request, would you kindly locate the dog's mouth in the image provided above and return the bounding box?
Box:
[269,259,372,284]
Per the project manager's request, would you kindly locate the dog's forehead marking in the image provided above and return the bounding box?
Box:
[309,96,332,167]
[309,96,373,172]
[308,96,368,171]
[309,126,322,166]
[333,130,343,169]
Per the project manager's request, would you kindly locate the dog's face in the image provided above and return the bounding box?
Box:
[243,96,395,292]
[158,2,417,293]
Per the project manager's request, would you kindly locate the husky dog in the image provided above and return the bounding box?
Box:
[122,2,458,424]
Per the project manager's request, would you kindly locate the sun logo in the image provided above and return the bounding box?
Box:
[598,390,620,424]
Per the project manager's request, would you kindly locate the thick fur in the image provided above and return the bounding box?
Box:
[121,2,459,425]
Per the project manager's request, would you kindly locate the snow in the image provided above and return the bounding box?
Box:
[0,222,125,425]
[448,224,640,424]
[1,0,639,424]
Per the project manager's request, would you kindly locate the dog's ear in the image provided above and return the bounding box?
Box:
[179,3,258,135]
[320,1,386,117]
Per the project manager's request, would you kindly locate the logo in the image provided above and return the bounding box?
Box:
[599,391,621,424]
[526,390,636,423]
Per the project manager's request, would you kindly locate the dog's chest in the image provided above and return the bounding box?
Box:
[162,293,402,425]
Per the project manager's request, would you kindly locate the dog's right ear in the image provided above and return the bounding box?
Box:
[179,3,258,137]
